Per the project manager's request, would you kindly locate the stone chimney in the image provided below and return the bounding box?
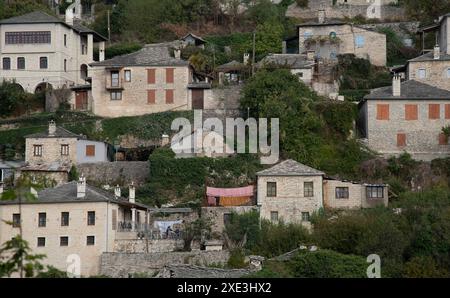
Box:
[77,176,86,199]
[129,182,136,203]
[318,9,326,24]
[174,49,181,59]
[161,134,170,147]
[48,120,56,136]
[243,53,250,65]
[434,45,440,60]
[392,75,401,97]
[114,185,121,198]
[282,41,287,54]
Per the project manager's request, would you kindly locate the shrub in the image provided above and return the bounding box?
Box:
[227,249,247,269]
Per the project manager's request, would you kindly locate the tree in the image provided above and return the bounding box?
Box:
[182,217,213,251]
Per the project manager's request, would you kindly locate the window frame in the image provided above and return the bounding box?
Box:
[17,57,25,70]
[301,212,310,222]
[12,213,21,228]
[86,235,95,246]
[87,211,95,226]
[417,68,426,79]
[5,31,51,45]
[39,56,48,69]
[61,144,69,156]
[355,35,365,48]
[38,212,46,227]
[85,145,95,157]
[366,186,384,199]
[2,57,11,70]
[110,91,122,101]
[60,236,69,247]
[124,70,131,82]
[33,144,43,157]
[335,187,349,199]
[304,181,314,197]
[37,237,46,247]
[267,182,277,197]
[61,212,70,226]
[270,211,279,222]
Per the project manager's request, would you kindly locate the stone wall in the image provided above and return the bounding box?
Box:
[205,85,242,110]
[408,60,450,92]
[201,206,259,234]
[76,161,149,186]
[99,250,230,277]
[157,264,253,278]
[114,239,184,253]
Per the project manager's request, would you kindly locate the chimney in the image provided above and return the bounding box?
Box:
[161,134,170,147]
[392,75,401,97]
[129,182,136,203]
[434,45,440,60]
[174,49,181,59]
[48,120,56,136]
[318,9,326,24]
[243,53,250,65]
[282,41,287,54]
[77,176,86,198]
[114,185,121,198]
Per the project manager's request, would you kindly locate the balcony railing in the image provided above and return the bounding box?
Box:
[105,77,124,90]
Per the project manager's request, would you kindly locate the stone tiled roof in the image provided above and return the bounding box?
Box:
[0,11,107,41]
[20,162,71,173]
[364,80,450,100]
[257,159,325,177]
[90,42,189,67]
[216,60,246,72]
[0,181,149,209]
[257,54,314,69]
[408,51,450,62]
[24,126,84,139]
[182,33,206,44]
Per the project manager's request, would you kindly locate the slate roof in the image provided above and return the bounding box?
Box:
[216,60,246,72]
[0,160,25,169]
[257,54,314,69]
[256,159,325,177]
[0,181,149,209]
[20,162,71,173]
[408,51,450,62]
[182,33,206,44]
[24,126,85,139]
[0,11,107,41]
[364,80,450,100]
[90,42,189,67]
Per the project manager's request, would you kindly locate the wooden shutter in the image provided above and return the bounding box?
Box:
[376,104,389,120]
[147,90,156,104]
[439,133,448,145]
[405,104,418,120]
[397,133,406,147]
[166,68,174,83]
[165,89,174,104]
[85,145,95,157]
[429,104,440,119]
[147,69,155,84]
[445,104,450,119]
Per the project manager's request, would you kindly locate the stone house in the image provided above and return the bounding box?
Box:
[21,121,113,185]
[89,42,212,118]
[297,13,387,66]
[0,178,150,276]
[256,160,389,224]
[0,160,24,184]
[181,33,207,49]
[0,10,106,98]
[360,77,450,160]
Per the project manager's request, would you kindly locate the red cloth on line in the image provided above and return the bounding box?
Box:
[206,186,254,197]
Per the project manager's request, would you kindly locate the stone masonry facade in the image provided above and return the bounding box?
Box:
[25,137,77,165]
[408,60,450,91]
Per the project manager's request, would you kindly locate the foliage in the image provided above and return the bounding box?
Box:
[105,43,143,60]
[68,165,79,182]
[377,27,419,66]
[182,217,212,251]
[402,0,450,22]
[224,211,261,250]
[227,249,247,269]
[0,80,44,118]
[36,266,68,278]
[0,0,52,20]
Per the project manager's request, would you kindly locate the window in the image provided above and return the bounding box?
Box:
[110,91,122,100]
[297,72,304,78]
[5,31,51,44]
[165,89,174,104]
[61,212,69,226]
[304,182,314,197]
[301,212,310,222]
[397,133,406,147]
[39,57,48,69]
[223,213,232,225]
[87,211,95,226]
[60,236,69,247]
[329,32,337,38]
[38,212,46,227]
[147,90,156,104]
[166,68,174,83]
[82,44,87,55]
[446,104,450,119]
[439,133,448,145]
[86,236,95,246]
[17,57,25,70]
[366,186,384,199]
[447,68,450,78]
[37,237,46,247]
[111,71,119,87]
[376,104,389,120]
[429,104,440,119]
[61,144,69,156]
[335,187,349,199]
[2,57,10,70]
[417,68,426,79]
[64,34,67,47]
[64,59,67,72]
[304,32,313,39]
[12,214,20,228]
[85,145,95,157]
[355,35,365,48]
[405,104,418,120]
[147,69,156,84]
[270,211,278,222]
[33,145,43,157]
[267,182,277,197]
[124,70,131,82]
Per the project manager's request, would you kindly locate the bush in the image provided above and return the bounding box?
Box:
[227,249,247,269]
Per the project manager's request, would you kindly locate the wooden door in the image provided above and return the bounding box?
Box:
[192,89,204,109]
[75,91,88,110]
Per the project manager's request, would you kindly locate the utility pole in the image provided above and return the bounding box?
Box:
[107,9,111,44]
[252,31,256,76]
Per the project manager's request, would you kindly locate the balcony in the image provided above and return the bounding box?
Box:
[117,221,184,240]
[105,77,124,90]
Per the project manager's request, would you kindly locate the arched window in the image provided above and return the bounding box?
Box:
[329,32,337,39]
